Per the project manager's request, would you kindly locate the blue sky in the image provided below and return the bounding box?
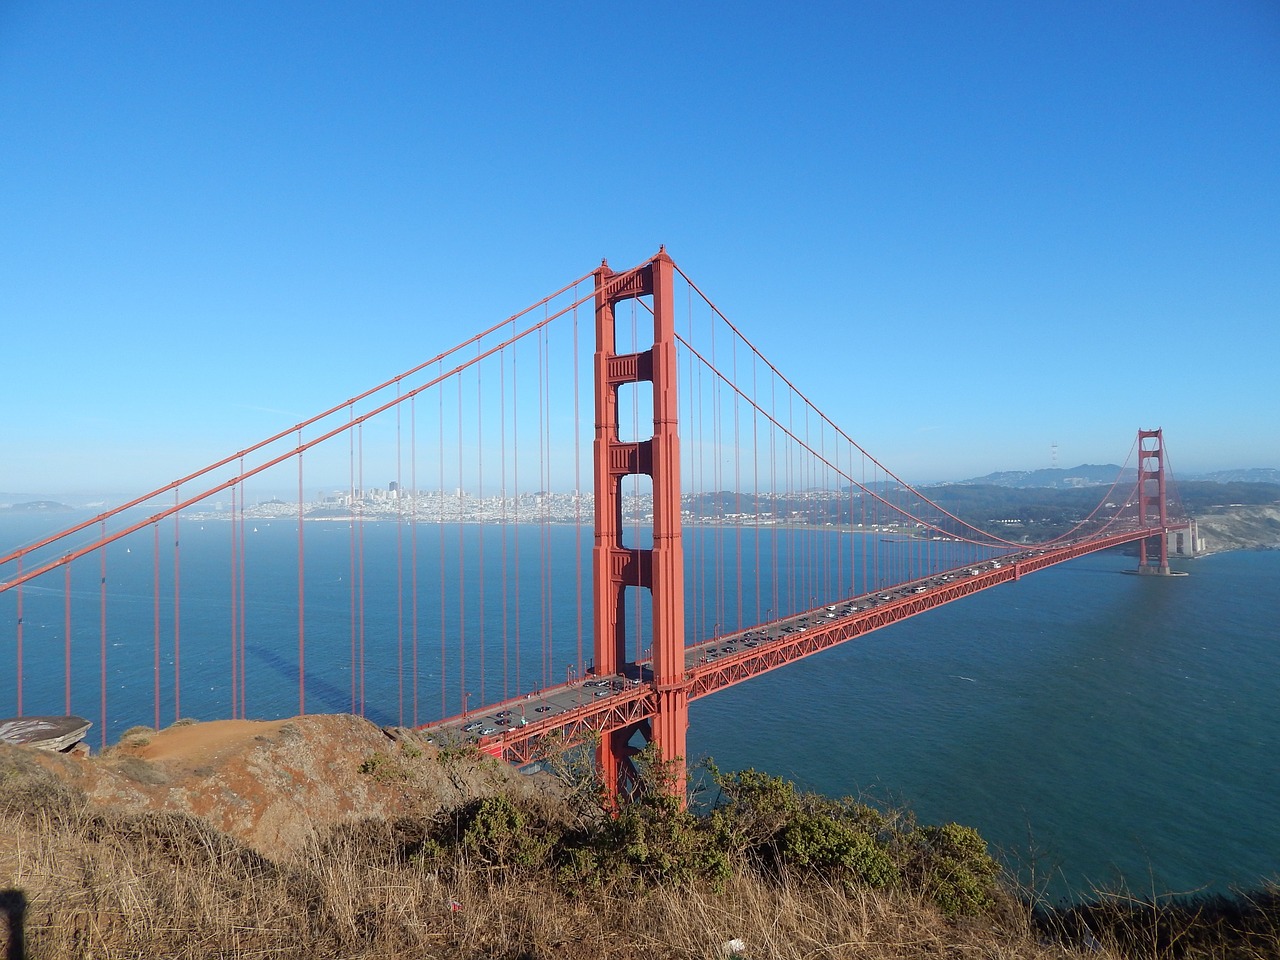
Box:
[2,1,1277,498]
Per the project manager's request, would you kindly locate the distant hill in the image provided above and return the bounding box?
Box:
[951,464,1133,489]
[0,499,75,513]
[950,465,1280,490]
[1192,467,1280,484]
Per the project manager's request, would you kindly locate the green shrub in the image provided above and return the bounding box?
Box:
[908,822,1001,916]
[358,751,409,784]
[704,762,1002,913]
[458,795,552,871]
[778,808,900,888]
[590,791,731,889]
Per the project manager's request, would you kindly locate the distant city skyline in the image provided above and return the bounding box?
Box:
[7,457,1272,510]
[3,3,1277,497]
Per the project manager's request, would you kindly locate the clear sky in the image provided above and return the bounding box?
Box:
[2,1,1277,498]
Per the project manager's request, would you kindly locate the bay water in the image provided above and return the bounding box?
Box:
[2,514,1276,902]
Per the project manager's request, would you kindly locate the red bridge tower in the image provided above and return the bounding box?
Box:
[592,249,688,802]
[1137,427,1172,575]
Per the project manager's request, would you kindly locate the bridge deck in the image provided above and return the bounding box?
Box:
[421,525,1185,764]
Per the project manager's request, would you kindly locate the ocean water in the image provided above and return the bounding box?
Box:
[2,514,1276,901]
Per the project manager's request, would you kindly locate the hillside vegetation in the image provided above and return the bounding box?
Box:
[2,717,1276,959]
[922,481,1280,548]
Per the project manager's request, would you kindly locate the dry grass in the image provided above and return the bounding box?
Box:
[0,813,1051,960]
[1038,886,1280,960]
[1,752,1275,959]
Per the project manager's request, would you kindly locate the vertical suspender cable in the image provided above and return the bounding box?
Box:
[476,355,486,709]
[686,300,700,645]
[769,370,778,627]
[173,494,182,724]
[874,464,882,589]
[543,325,553,680]
[682,286,692,653]
[709,310,720,638]
[712,311,724,636]
[822,414,829,604]
[733,332,742,633]
[230,488,239,717]
[239,473,247,720]
[752,351,760,626]
[100,520,108,747]
[694,315,705,641]
[298,433,306,717]
[349,405,358,714]
[14,561,21,716]
[500,348,509,702]
[835,427,842,600]
[547,326,555,676]
[439,362,447,717]
[153,524,160,730]
[865,460,875,593]
[64,563,72,716]
[539,323,549,684]
[410,395,419,726]
[849,445,856,595]
[397,388,405,727]
[456,376,466,711]
[631,302,641,662]
[512,338,521,695]
[786,390,794,616]
[798,403,806,612]
[572,293,584,674]
[358,424,368,715]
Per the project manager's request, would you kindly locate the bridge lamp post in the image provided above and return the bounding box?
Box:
[713,622,720,643]
[462,691,471,718]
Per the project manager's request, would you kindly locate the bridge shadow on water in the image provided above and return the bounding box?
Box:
[245,644,358,720]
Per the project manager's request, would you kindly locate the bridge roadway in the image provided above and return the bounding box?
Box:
[421,525,1183,765]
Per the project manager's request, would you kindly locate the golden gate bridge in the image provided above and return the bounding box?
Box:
[0,249,1191,804]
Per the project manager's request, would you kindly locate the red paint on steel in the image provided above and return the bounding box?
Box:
[153,524,161,731]
[500,351,510,704]
[396,401,405,727]
[1138,428,1170,573]
[592,250,689,804]
[230,486,239,718]
[100,523,107,746]
[64,564,72,716]
[438,371,447,718]
[14,560,21,716]
[299,436,307,717]
[351,411,360,715]
[456,377,465,714]
[172,502,181,724]
[574,293,584,677]
[358,425,367,716]
[475,358,486,712]
[411,395,420,726]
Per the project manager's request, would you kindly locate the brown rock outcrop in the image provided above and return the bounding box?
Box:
[10,713,545,857]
